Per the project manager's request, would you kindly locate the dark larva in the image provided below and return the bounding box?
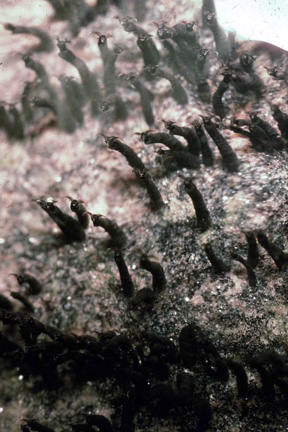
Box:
[203,117,240,172]
[139,254,167,293]
[36,199,86,242]
[157,149,200,170]
[232,72,264,98]
[137,34,161,67]
[163,121,201,156]
[21,82,34,122]
[140,130,186,152]
[4,23,54,52]
[127,73,154,126]
[58,41,101,116]
[147,65,188,105]
[89,213,127,248]
[245,232,259,269]
[250,113,285,150]
[114,250,135,297]
[194,122,214,166]
[240,52,256,73]
[212,71,232,119]
[66,196,89,229]
[105,135,164,209]
[271,105,288,139]
[227,360,249,397]
[204,243,231,272]
[232,254,257,287]
[184,179,212,232]
[257,232,288,270]
[10,273,42,295]
[133,168,165,210]
[204,11,231,60]
[10,292,35,312]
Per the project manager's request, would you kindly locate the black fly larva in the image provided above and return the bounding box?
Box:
[232,254,257,287]
[257,232,288,270]
[21,82,34,122]
[31,97,56,114]
[105,135,164,209]
[10,273,42,295]
[195,47,210,77]
[57,41,101,116]
[194,122,214,167]
[117,16,149,35]
[232,118,252,127]
[88,213,127,248]
[157,148,200,170]
[265,66,288,82]
[8,104,25,140]
[227,360,248,397]
[22,55,49,82]
[146,65,188,106]
[204,243,231,272]
[22,56,72,131]
[60,76,86,107]
[96,34,118,97]
[232,72,263,98]
[65,196,89,229]
[197,77,211,103]
[21,419,55,432]
[250,113,285,151]
[248,124,274,153]
[0,104,14,138]
[154,22,198,73]
[230,122,270,153]
[162,40,196,86]
[104,135,146,170]
[184,179,212,232]
[36,198,86,242]
[203,11,231,60]
[59,76,84,125]
[68,1,96,37]
[96,33,112,63]
[245,232,259,269]
[239,52,256,73]
[4,23,54,53]
[155,21,195,43]
[202,0,216,27]
[0,294,13,310]
[101,95,128,121]
[139,130,186,152]
[202,117,240,172]
[212,71,232,120]
[10,292,34,312]
[271,105,288,140]
[179,323,203,366]
[163,120,201,156]
[137,34,161,67]
[114,249,135,298]
[134,0,147,22]
[140,254,167,293]
[133,168,165,210]
[126,73,154,126]
[250,357,276,402]
[44,0,71,20]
